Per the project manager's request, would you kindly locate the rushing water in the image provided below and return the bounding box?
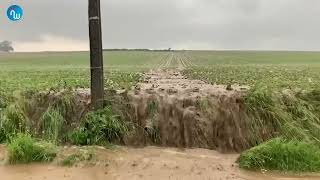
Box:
[0,164,319,180]
[0,146,319,180]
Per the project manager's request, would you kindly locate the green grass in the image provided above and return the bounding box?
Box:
[40,107,64,143]
[0,104,28,142]
[7,134,57,164]
[60,148,95,167]
[239,138,320,172]
[244,84,320,145]
[69,106,128,145]
[240,85,320,172]
[0,90,78,143]
[0,89,128,146]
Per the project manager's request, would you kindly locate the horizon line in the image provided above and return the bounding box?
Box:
[8,49,320,53]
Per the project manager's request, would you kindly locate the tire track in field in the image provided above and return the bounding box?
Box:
[180,55,188,68]
[157,52,171,69]
[181,52,197,67]
[162,52,174,68]
[156,51,197,69]
[175,52,196,69]
[176,53,185,69]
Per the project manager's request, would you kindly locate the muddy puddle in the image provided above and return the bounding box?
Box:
[0,146,319,180]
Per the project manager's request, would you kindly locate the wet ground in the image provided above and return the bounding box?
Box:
[0,145,319,180]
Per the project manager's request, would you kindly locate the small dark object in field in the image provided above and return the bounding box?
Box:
[226,84,233,91]
[146,88,156,94]
[236,98,244,104]
[152,84,160,88]
[132,162,138,167]
[135,85,141,91]
[167,88,178,94]
[193,87,200,92]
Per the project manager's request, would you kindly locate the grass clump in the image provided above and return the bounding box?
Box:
[8,134,57,164]
[69,106,128,145]
[0,96,8,109]
[0,105,28,143]
[40,107,64,143]
[60,148,94,166]
[145,101,160,144]
[242,85,320,172]
[245,84,320,145]
[297,89,320,118]
[239,138,320,172]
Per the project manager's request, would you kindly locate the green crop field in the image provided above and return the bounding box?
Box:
[1,50,320,93]
[183,51,320,90]
[0,51,169,93]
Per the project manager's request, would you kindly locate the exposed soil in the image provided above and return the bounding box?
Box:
[22,68,254,152]
[123,69,252,152]
[0,145,319,180]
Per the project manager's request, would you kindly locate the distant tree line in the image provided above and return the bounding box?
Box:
[103,48,173,52]
[0,41,14,52]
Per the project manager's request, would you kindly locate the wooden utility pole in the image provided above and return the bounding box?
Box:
[88,0,104,109]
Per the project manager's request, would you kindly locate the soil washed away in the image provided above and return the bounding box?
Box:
[123,69,251,152]
[0,146,319,180]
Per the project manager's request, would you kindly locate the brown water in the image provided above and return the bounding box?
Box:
[1,146,319,180]
[124,69,251,152]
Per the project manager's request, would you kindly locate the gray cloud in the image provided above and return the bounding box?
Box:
[1,0,320,51]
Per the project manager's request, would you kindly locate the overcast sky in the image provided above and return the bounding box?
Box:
[1,0,320,52]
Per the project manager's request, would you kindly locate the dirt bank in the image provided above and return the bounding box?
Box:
[122,69,251,152]
[0,145,319,180]
[9,68,257,152]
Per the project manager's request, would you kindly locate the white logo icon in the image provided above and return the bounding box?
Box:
[10,9,21,20]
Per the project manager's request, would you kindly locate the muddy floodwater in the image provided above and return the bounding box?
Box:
[0,146,319,180]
